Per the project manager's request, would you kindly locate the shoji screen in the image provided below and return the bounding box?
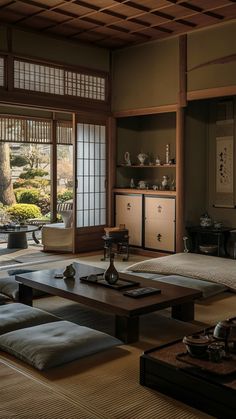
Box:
[76,123,106,227]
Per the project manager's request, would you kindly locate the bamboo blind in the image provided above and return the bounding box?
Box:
[0,116,73,145]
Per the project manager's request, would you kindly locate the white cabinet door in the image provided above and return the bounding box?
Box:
[115,194,142,246]
[144,196,175,252]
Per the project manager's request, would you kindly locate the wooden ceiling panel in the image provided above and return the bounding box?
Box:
[0,0,235,49]
[213,5,236,18]
[187,0,232,9]
[59,3,93,16]
[82,0,116,7]
[129,0,173,9]
[28,0,60,6]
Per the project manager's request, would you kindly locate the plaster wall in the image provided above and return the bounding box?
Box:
[185,101,208,226]
[0,26,110,72]
[112,38,178,111]
[188,22,236,92]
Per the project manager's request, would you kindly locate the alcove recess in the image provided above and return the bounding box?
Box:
[115,112,176,194]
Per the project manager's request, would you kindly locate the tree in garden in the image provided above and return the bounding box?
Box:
[20,144,50,169]
[0,143,16,205]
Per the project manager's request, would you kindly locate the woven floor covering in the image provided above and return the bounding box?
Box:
[0,295,213,419]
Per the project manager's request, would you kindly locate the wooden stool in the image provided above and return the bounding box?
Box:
[101,233,129,261]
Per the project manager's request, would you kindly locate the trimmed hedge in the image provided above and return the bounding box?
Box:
[15,188,40,204]
[6,204,42,222]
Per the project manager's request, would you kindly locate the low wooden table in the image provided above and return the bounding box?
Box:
[16,264,202,343]
[0,225,39,248]
[140,334,236,418]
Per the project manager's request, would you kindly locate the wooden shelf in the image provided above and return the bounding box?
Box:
[117,164,176,168]
[113,188,176,196]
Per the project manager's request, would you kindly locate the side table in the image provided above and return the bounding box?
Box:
[101,234,129,261]
[140,328,236,418]
[186,226,231,257]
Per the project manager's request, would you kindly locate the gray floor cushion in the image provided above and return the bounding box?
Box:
[121,271,164,280]
[0,293,10,304]
[0,276,20,300]
[0,270,46,301]
[8,269,47,298]
[0,302,59,335]
[0,320,122,370]
[153,275,227,299]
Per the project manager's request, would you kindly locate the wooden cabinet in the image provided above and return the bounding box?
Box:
[115,194,142,246]
[115,193,175,252]
[144,196,175,252]
[113,108,184,253]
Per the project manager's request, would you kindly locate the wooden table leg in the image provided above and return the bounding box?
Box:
[18,283,33,306]
[172,301,194,322]
[115,315,139,343]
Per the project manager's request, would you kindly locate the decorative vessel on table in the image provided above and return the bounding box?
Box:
[104,253,119,284]
[63,264,76,278]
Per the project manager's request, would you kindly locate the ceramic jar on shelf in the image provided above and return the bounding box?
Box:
[137,153,148,166]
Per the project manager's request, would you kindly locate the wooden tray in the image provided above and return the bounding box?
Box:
[80,274,139,290]
[176,351,236,376]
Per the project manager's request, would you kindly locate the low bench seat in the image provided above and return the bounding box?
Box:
[0,320,122,370]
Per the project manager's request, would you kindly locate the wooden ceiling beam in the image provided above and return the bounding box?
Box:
[0,1,16,11]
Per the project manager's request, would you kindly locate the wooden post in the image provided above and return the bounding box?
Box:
[176,107,185,252]
[176,35,187,252]
[179,35,187,108]
[107,116,116,226]
[72,112,77,253]
[51,114,57,223]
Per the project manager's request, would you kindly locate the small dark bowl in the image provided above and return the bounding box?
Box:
[183,334,211,358]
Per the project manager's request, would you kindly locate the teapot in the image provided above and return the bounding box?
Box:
[213,319,236,355]
[200,212,212,228]
[137,153,148,166]
[213,319,236,342]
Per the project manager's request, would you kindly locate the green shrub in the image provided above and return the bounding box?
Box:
[57,190,73,202]
[6,204,42,222]
[19,168,48,179]
[13,178,50,191]
[38,195,51,215]
[10,155,28,167]
[15,188,40,204]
